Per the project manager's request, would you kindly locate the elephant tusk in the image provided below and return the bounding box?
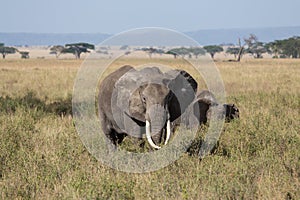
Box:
[146,120,161,149]
[164,119,171,145]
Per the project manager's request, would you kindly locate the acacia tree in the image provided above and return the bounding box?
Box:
[265,40,283,58]
[19,51,29,59]
[166,47,205,59]
[165,50,178,58]
[228,34,266,60]
[226,47,241,59]
[64,43,95,59]
[203,45,223,59]
[244,34,258,47]
[189,47,205,58]
[141,47,165,58]
[167,47,191,58]
[245,42,268,58]
[50,45,65,58]
[244,34,267,58]
[0,43,17,59]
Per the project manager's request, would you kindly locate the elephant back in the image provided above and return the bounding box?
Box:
[195,90,219,106]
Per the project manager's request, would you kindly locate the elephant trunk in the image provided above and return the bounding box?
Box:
[145,104,171,149]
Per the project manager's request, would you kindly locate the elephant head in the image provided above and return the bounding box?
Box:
[222,103,240,122]
[129,83,172,149]
[193,90,240,124]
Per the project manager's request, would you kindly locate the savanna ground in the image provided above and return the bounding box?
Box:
[0,58,299,199]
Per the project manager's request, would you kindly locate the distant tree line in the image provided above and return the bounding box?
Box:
[2,35,300,60]
[134,34,300,61]
[226,34,300,61]
[0,42,95,59]
[143,46,221,59]
[266,36,300,58]
[130,35,300,61]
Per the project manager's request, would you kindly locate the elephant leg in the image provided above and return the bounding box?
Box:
[100,112,126,147]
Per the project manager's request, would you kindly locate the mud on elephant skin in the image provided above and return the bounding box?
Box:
[98,65,198,149]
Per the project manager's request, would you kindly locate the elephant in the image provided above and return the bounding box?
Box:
[98,65,198,149]
[193,90,240,124]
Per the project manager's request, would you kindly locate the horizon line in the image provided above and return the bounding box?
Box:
[1,25,300,35]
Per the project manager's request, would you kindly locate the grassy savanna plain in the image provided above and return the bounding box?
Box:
[0,57,299,199]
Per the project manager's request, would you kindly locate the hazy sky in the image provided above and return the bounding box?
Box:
[1,0,300,33]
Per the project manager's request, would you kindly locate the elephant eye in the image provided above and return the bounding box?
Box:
[141,95,146,103]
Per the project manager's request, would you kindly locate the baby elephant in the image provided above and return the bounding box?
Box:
[194,90,240,124]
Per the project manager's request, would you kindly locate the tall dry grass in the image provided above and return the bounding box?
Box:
[0,58,299,199]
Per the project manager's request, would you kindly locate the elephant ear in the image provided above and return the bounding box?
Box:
[165,69,198,122]
[128,85,147,122]
[111,67,137,131]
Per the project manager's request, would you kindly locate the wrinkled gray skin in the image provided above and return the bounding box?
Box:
[98,65,198,147]
[193,90,240,124]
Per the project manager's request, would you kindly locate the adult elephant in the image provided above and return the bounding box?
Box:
[98,65,198,149]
